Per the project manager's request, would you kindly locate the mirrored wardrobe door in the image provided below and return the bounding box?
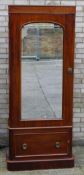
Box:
[21,23,63,120]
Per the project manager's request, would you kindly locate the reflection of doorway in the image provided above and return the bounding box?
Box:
[22,24,63,60]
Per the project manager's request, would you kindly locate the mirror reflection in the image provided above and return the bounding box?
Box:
[21,23,63,120]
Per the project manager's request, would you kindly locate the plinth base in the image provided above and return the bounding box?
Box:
[7,156,74,171]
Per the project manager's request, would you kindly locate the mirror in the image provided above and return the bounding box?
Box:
[21,23,63,120]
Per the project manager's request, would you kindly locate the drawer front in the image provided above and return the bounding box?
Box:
[14,132,71,158]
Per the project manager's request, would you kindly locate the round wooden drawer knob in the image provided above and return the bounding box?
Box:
[21,143,28,150]
[55,142,61,148]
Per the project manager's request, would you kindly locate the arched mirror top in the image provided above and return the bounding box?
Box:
[20,22,65,31]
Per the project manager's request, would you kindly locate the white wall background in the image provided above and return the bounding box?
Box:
[0,0,84,145]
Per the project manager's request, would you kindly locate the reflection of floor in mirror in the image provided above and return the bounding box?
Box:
[21,59,63,120]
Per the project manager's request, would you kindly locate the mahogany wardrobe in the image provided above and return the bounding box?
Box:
[7,6,75,170]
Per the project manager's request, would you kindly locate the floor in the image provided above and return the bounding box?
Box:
[21,59,62,120]
[0,146,84,175]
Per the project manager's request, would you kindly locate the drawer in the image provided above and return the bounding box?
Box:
[14,132,71,158]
